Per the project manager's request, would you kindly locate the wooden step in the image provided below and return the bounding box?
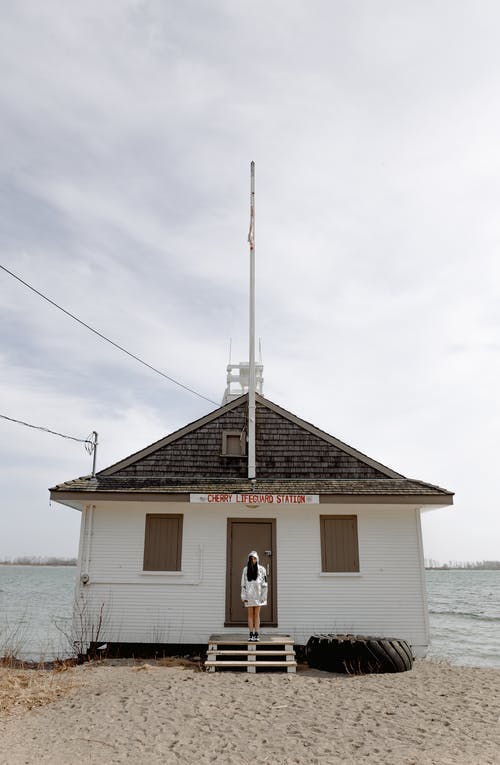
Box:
[208,640,294,651]
[205,660,296,665]
[206,633,297,673]
[208,634,294,645]
[205,660,296,670]
[208,650,295,656]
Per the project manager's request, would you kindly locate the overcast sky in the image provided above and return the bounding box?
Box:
[1,1,499,563]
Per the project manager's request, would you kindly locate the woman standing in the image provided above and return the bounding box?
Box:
[241,550,268,642]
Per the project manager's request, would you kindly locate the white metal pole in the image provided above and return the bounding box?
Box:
[91,431,98,478]
[248,161,256,479]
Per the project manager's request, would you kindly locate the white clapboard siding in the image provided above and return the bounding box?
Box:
[76,500,430,655]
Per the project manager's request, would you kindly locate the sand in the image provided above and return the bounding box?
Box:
[0,659,499,765]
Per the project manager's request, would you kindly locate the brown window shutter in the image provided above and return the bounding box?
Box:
[222,431,246,456]
[226,434,242,455]
[143,514,183,571]
[320,515,359,572]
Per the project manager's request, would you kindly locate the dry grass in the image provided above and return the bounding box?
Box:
[0,665,77,717]
[156,656,202,670]
[0,656,77,670]
[0,656,200,718]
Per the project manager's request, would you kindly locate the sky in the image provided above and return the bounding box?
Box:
[1,0,499,564]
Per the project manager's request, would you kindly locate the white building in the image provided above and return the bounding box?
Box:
[50,393,453,657]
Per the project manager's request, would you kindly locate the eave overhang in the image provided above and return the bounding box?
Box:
[50,485,453,509]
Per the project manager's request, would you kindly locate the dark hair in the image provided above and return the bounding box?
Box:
[247,557,258,581]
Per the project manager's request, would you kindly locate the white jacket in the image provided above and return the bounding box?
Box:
[241,551,268,606]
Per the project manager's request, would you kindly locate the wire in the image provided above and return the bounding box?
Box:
[0,414,93,444]
[0,264,219,406]
[84,432,98,455]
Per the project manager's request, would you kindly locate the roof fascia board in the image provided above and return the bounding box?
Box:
[319,494,453,506]
[51,491,189,503]
[99,395,247,476]
[50,490,452,505]
[256,394,404,479]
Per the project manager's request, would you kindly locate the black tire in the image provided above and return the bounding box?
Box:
[306,633,413,674]
[366,639,405,673]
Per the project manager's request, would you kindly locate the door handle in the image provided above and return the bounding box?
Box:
[264,550,272,556]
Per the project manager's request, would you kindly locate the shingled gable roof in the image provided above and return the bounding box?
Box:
[50,394,454,504]
[98,393,403,479]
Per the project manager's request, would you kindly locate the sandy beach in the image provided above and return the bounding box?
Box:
[0,659,499,765]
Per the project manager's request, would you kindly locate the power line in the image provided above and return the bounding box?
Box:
[0,414,92,444]
[1,264,219,406]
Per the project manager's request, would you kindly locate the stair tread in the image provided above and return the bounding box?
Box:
[209,638,294,646]
[205,660,297,667]
[208,640,293,650]
[208,650,295,656]
[209,634,293,641]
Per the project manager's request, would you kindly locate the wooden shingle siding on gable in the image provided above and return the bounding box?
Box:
[114,402,389,480]
[255,406,388,479]
[116,405,248,478]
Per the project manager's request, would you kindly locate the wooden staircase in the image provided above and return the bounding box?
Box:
[206,634,296,673]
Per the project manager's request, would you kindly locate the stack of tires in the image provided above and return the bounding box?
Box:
[306,634,413,674]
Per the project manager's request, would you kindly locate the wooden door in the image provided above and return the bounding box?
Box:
[225,519,277,626]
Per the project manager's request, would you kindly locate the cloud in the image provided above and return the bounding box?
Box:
[0,1,499,560]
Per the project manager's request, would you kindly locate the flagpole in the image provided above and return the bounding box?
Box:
[248,161,256,480]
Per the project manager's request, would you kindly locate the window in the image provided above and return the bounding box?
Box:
[320,515,359,572]
[222,430,246,456]
[143,514,183,571]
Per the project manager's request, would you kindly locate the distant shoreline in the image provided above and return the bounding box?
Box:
[0,561,77,567]
[425,566,500,571]
[1,562,498,570]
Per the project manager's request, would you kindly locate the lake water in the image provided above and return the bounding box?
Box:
[0,566,499,666]
[425,569,499,668]
[0,566,75,661]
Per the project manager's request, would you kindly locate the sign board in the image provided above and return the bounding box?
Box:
[190,493,319,505]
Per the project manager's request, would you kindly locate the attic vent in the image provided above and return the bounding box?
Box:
[222,431,246,457]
